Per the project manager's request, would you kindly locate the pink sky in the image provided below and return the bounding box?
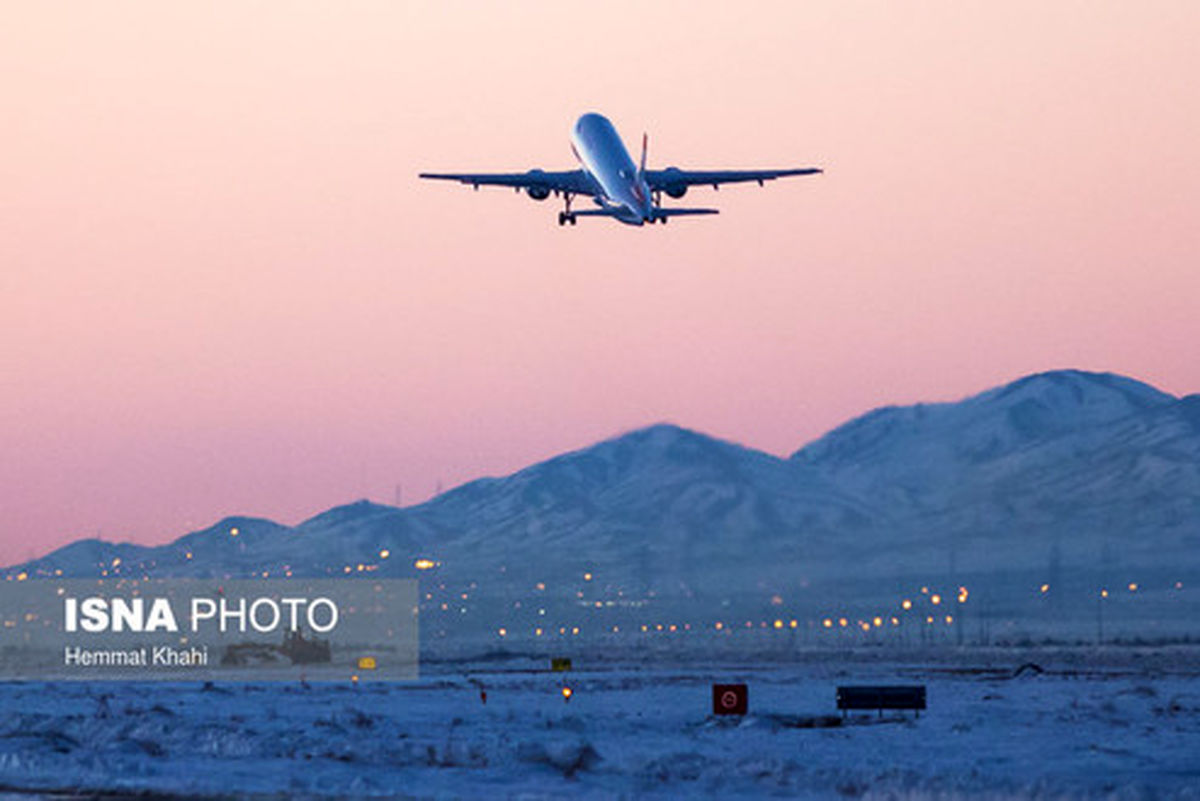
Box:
[2,2,1198,563]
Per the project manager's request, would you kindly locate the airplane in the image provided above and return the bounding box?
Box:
[420,112,822,226]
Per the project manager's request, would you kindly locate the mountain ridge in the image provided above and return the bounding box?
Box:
[5,368,1197,645]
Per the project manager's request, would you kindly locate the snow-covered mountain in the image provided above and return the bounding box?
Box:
[6,370,1199,644]
[793,370,1200,572]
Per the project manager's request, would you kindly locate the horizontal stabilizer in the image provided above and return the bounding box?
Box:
[653,207,719,217]
[570,208,626,218]
[569,206,721,221]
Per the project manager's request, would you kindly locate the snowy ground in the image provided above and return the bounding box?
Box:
[1,648,1199,799]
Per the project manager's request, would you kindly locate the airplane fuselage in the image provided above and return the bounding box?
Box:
[570,113,654,225]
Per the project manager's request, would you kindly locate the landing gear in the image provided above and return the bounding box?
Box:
[558,193,577,226]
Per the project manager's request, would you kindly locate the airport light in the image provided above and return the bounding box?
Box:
[823,618,833,628]
[1128,583,1138,592]
[414,559,437,570]
[1040,584,1050,594]
[379,549,390,559]
[931,594,942,605]
[902,599,913,610]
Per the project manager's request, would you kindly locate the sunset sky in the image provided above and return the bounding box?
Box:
[2,2,1198,563]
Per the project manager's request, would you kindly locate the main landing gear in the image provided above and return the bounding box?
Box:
[558,193,577,226]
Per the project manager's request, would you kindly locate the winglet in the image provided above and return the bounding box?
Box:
[639,132,648,177]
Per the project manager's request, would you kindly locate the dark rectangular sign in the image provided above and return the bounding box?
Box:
[836,685,926,711]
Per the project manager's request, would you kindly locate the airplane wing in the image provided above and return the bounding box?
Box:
[418,169,597,196]
[644,167,822,193]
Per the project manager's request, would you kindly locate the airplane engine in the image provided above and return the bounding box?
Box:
[524,169,551,200]
[662,167,687,199]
